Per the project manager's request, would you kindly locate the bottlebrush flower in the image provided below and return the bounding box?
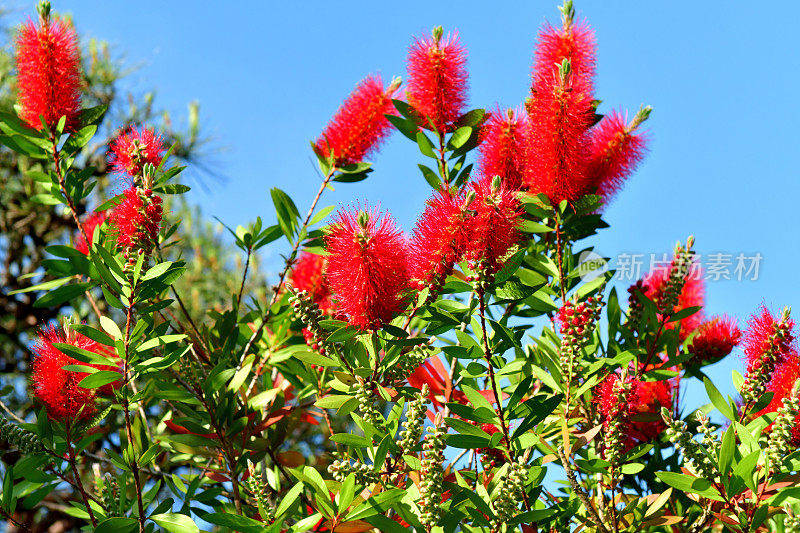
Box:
[108,126,166,178]
[463,175,523,275]
[315,75,400,167]
[743,307,796,379]
[75,210,108,255]
[532,11,596,95]
[757,354,800,446]
[14,13,82,132]
[409,187,468,293]
[325,206,409,330]
[31,324,120,422]
[524,62,595,204]
[287,252,335,316]
[586,109,649,204]
[639,265,705,340]
[110,187,163,262]
[477,107,529,190]
[688,315,742,365]
[596,373,673,452]
[406,27,469,132]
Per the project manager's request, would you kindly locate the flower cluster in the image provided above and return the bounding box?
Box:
[741,307,796,405]
[110,187,163,268]
[558,295,604,378]
[325,206,408,330]
[14,7,82,132]
[477,107,529,189]
[595,373,673,456]
[31,324,120,422]
[315,75,400,167]
[406,27,469,132]
[687,315,742,365]
[108,126,166,179]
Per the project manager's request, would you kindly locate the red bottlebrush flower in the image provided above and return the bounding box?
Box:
[639,266,705,340]
[743,306,797,376]
[110,187,163,259]
[586,109,649,204]
[463,175,523,275]
[477,107,529,190]
[14,15,82,132]
[31,324,120,422]
[409,187,468,292]
[406,28,469,132]
[688,315,742,365]
[595,373,673,451]
[315,75,399,168]
[325,206,409,330]
[108,126,166,178]
[532,16,596,95]
[757,354,800,445]
[524,66,595,205]
[75,210,108,255]
[287,252,335,316]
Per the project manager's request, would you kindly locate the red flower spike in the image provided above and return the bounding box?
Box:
[315,75,399,168]
[406,28,469,132]
[743,306,797,375]
[757,354,800,445]
[532,14,597,96]
[688,315,742,365]
[524,63,595,205]
[75,210,108,255]
[110,187,163,258]
[14,15,82,132]
[325,206,409,330]
[586,109,649,204]
[108,126,166,178]
[31,324,120,422]
[287,252,336,316]
[639,266,705,340]
[595,373,673,452]
[463,175,524,274]
[409,187,468,292]
[477,107,530,190]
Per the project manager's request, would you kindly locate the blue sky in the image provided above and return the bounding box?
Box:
[13,2,800,404]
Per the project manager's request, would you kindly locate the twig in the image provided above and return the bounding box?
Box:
[557,446,610,533]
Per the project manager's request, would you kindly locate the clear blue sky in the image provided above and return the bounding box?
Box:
[13,2,800,405]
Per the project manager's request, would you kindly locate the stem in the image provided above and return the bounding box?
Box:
[554,218,567,303]
[477,290,513,458]
[436,131,448,186]
[122,303,146,532]
[50,133,90,247]
[237,246,253,307]
[65,424,98,528]
[557,446,610,533]
[242,165,336,389]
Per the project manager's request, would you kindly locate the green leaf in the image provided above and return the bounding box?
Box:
[704,376,735,420]
[385,114,418,141]
[330,433,371,447]
[447,126,472,150]
[153,183,191,195]
[416,131,436,158]
[293,350,339,368]
[719,426,735,475]
[418,164,440,188]
[271,188,301,241]
[201,514,265,533]
[655,471,723,501]
[32,281,95,308]
[78,371,121,389]
[99,316,123,340]
[7,276,70,295]
[141,261,172,281]
[51,342,112,365]
[94,518,138,533]
[149,513,199,533]
[275,482,304,518]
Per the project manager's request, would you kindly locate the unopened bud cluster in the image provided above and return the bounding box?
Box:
[785,509,800,533]
[99,473,121,517]
[766,379,800,470]
[695,412,720,462]
[662,408,716,479]
[464,257,497,293]
[355,379,385,430]
[247,460,276,523]
[0,416,43,454]
[328,455,380,485]
[418,422,446,528]
[602,377,631,469]
[490,460,528,530]
[289,289,333,359]
[398,384,429,452]
[626,279,647,332]
[658,237,695,315]
[384,344,431,383]
[742,310,794,405]
[558,295,603,379]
